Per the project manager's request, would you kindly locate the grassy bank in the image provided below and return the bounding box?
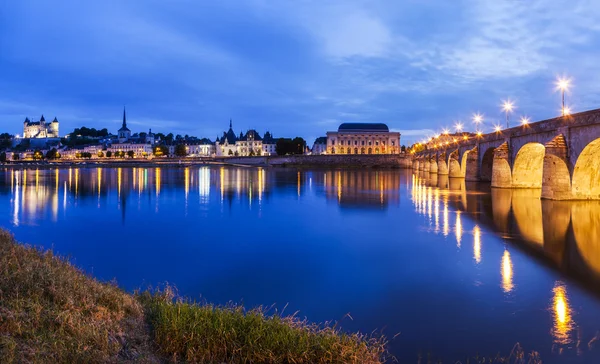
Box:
[0,230,387,363]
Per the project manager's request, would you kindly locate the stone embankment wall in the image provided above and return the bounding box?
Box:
[216,154,412,168]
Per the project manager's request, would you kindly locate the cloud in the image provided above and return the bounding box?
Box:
[2,0,600,141]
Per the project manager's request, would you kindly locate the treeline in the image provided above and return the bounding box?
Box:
[276,137,306,155]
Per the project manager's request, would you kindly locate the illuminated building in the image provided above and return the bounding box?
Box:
[215,119,277,156]
[23,115,59,138]
[326,123,401,155]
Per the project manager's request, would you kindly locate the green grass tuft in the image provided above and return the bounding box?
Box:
[138,286,387,363]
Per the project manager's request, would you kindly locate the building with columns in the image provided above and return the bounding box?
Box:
[326,123,400,155]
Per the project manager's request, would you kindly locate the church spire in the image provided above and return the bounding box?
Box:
[122,107,127,128]
[229,118,232,129]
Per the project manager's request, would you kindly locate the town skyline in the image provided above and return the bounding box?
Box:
[3,1,600,144]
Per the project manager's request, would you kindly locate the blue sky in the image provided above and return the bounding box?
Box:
[1,0,599,145]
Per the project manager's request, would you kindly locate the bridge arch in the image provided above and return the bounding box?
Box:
[448,150,461,177]
[479,147,495,182]
[438,153,448,175]
[512,143,545,188]
[572,138,600,199]
[429,157,438,173]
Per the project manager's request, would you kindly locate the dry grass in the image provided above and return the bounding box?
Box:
[0,230,388,363]
[0,230,155,363]
[138,286,387,363]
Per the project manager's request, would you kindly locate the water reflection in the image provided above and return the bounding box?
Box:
[473,225,481,264]
[552,282,573,345]
[1,168,407,225]
[321,170,401,209]
[501,250,514,293]
[455,210,463,248]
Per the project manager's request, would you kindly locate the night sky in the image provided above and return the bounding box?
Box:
[1,0,599,145]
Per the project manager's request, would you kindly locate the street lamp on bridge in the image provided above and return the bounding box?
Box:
[520,116,530,126]
[556,78,570,116]
[502,100,514,128]
[473,113,483,134]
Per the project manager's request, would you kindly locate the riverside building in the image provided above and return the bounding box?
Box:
[326,123,400,154]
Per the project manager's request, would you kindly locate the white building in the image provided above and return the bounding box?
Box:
[108,143,153,158]
[23,115,59,138]
[186,141,215,156]
[326,123,401,155]
[215,120,278,156]
[311,137,327,155]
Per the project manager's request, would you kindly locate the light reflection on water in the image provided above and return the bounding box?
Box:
[2,166,600,362]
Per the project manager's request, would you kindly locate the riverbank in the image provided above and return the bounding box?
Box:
[1,154,412,170]
[0,230,387,363]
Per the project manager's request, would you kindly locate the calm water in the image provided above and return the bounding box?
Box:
[2,166,600,363]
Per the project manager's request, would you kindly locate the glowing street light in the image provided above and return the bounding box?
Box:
[563,107,571,116]
[455,122,464,132]
[494,125,502,133]
[473,113,483,134]
[520,116,530,126]
[556,77,570,116]
[502,100,514,128]
[442,128,450,135]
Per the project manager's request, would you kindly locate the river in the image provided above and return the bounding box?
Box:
[1,166,600,363]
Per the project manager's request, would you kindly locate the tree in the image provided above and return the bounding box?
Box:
[153,145,168,157]
[228,149,233,156]
[175,144,188,157]
[165,133,174,144]
[33,150,44,160]
[106,150,112,158]
[292,137,306,154]
[249,149,255,157]
[13,153,20,161]
[0,152,6,162]
[46,148,58,160]
[0,133,13,150]
[401,145,406,153]
[127,150,135,158]
[98,151,105,158]
[276,138,305,155]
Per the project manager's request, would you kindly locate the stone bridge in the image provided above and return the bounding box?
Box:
[412,108,600,200]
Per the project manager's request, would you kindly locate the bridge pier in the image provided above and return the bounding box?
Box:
[542,135,572,200]
[464,148,479,182]
[491,142,511,188]
[429,158,438,173]
[437,153,448,175]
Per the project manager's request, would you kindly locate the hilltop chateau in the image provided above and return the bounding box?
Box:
[23,115,59,138]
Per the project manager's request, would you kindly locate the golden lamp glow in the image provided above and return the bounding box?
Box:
[455,211,463,247]
[551,282,573,345]
[476,131,483,137]
[502,100,514,112]
[501,250,514,293]
[520,116,530,125]
[463,135,468,140]
[563,106,571,115]
[442,128,450,135]
[473,225,481,264]
[494,125,502,132]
